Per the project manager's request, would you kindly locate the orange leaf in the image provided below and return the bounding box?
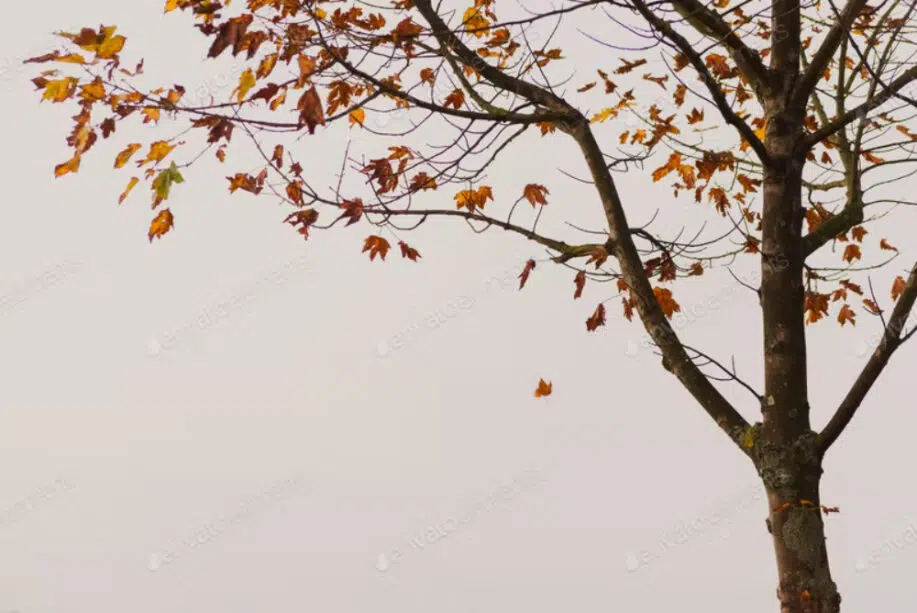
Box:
[534,378,553,398]
[362,235,391,261]
[653,287,680,319]
[519,259,536,289]
[119,176,139,204]
[837,303,856,326]
[891,276,907,301]
[148,209,174,242]
[522,184,549,206]
[398,241,421,261]
[842,244,861,263]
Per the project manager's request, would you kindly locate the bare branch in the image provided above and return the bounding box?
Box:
[818,262,917,454]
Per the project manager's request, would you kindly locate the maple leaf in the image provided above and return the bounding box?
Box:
[534,378,553,398]
[522,184,549,206]
[398,241,421,261]
[519,259,536,289]
[850,226,868,242]
[837,303,856,326]
[349,108,365,127]
[586,303,606,331]
[891,276,907,301]
[573,270,586,299]
[863,298,882,314]
[148,209,174,242]
[842,244,861,263]
[653,287,680,319]
[879,238,898,252]
[233,68,256,103]
[804,293,830,323]
[151,161,185,206]
[443,89,465,110]
[297,86,325,134]
[362,235,391,261]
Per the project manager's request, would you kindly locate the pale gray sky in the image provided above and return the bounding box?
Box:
[2,1,916,612]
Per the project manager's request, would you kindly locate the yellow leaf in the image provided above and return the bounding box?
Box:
[148,209,174,242]
[96,27,126,59]
[115,143,142,168]
[54,153,81,177]
[349,108,365,127]
[256,53,278,79]
[234,68,256,103]
[164,0,180,12]
[140,140,176,166]
[142,107,161,124]
[119,176,139,204]
[42,77,78,102]
[56,53,87,64]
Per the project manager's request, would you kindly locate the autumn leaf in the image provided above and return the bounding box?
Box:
[114,143,142,168]
[54,153,81,177]
[362,235,391,261]
[139,141,176,166]
[891,276,907,301]
[519,259,536,289]
[573,270,586,299]
[522,184,549,206]
[586,303,606,331]
[399,241,421,261]
[297,86,325,134]
[119,176,139,204]
[349,108,365,127]
[842,244,861,263]
[41,77,78,103]
[837,303,856,326]
[151,161,185,205]
[148,208,174,242]
[233,68,256,103]
[653,287,680,319]
[863,298,882,314]
[879,238,898,252]
[534,378,553,398]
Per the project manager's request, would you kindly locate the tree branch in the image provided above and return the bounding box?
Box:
[628,0,770,162]
[567,113,754,454]
[818,262,917,454]
[792,0,869,109]
[669,0,772,97]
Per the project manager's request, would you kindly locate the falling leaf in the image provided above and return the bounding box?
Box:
[54,153,81,177]
[879,238,898,252]
[534,378,552,398]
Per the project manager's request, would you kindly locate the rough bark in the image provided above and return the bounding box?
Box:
[755,8,841,605]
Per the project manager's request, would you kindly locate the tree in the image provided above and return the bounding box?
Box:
[23,0,917,610]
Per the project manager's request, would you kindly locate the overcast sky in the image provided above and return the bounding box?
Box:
[2,1,917,612]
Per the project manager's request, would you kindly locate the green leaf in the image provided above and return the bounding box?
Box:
[152,161,184,204]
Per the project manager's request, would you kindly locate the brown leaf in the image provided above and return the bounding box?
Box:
[573,270,586,299]
[362,235,390,261]
[519,259,536,289]
[586,303,606,331]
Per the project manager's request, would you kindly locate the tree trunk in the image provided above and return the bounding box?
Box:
[756,442,841,612]
[758,69,841,610]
